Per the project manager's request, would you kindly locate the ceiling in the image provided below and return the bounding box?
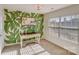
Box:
[2,4,71,14]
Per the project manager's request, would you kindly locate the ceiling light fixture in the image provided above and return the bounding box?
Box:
[34,4,43,10]
[37,4,40,10]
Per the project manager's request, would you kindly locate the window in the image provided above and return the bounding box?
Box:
[49,15,79,44]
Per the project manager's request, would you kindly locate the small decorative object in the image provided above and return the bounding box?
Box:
[22,17,36,26]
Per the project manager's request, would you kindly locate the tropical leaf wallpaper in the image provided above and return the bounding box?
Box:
[4,9,44,44]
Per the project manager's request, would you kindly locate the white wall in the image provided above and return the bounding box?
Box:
[0,5,4,54]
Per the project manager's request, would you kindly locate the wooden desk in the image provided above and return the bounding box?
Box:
[20,33,41,48]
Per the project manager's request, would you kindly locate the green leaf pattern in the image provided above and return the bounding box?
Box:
[4,9,44,44]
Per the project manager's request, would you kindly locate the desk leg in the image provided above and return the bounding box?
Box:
[20,38,22,49]
[36,37,40,44]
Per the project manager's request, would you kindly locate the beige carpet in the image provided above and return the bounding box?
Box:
[1,39,75,55]
[40,39,75,55]
[2,44,50,55]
